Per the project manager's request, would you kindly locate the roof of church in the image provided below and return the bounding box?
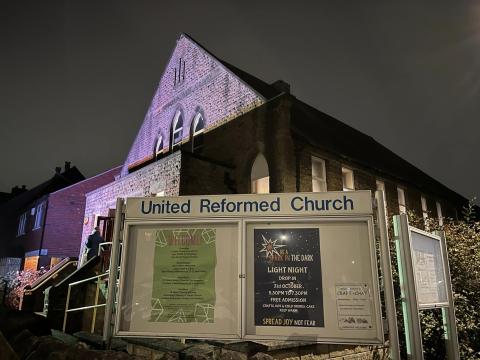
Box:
[219,60,281,99]
[184,34,467,205]
[183,33,281,100]
[290,98,466,204]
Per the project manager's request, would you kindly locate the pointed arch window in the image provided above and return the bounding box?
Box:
[170,110,183,150]
[251,153,269,194]
[191,113,205,151]
[154,134,164,159]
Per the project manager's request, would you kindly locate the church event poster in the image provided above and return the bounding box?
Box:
[148,228,216,323]
[254,228,324,327]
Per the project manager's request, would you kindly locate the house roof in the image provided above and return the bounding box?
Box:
[0,166,85,214]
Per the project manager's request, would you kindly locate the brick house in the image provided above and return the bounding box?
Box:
[79,33,467,258]
[0,163,120,271]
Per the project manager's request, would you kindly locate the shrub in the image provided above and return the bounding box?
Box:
[402,200,480,359]
[1,268,47,310]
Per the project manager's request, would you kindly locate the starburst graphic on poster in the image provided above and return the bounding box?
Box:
[259,235,286,257]
[168,308,187,323]
[194,303,215,323]
[202,229,216,244]
[154,230,168,247]
[150,298,164,321]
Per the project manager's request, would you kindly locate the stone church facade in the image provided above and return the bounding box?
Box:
[80,33,466,258]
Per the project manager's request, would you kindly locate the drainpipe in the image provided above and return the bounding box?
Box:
[38,196,49,268]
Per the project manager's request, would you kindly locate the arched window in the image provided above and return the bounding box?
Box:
[251,153,269,194]
[170,110,183,150]
[191,113,205,151]
[154,134,164,159]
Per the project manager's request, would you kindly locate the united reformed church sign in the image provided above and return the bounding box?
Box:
[112,191,384,344]
[139,194,355,215]
[130,192,370,217]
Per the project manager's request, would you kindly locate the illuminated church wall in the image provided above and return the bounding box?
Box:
[120,34,265,176]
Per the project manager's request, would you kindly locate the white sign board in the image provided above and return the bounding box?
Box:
[410,228,448,308]
[114,192,383,344]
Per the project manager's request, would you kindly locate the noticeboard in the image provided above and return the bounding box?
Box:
[116,220,241,338]
[245,219,381,343]
[114,192,383,344]
[410,228,448,308]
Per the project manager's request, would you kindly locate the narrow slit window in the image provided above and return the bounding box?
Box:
[154,135,164,157]
[342,167,355,191]
[311,156,327,192]
[251,154,269,194]
[436,201,443,226]
[171,111,183,149]
[191,113,205,151]
[397,187,407,214]
[421,195,428,224]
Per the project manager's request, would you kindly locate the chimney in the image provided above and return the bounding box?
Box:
[11,185,27,195]
[64,161,71,171]
[271,80,290,94]
[55,166,61,174]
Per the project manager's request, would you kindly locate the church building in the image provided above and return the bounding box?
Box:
[79,33,467,257]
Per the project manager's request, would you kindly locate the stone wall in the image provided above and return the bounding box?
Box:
[79,152,181,259]
[121,34,265,176]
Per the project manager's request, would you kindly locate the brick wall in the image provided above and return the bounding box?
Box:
[80,152,181,259]
[180,154,233,195]
[292,139,445,223]
[18,196,48,255]
[177,95,296,196]
[121,34,265,176]
[325,159,343,191]
[42,166,121,260]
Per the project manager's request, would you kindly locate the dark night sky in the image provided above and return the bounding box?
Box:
[1,1,479,202]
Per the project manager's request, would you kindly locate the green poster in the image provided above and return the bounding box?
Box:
[149,228,216,323]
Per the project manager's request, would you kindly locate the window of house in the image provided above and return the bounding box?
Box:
[397,187,407,214]
[17,212,27,236]
[170,110,183,150]
[251,153,269,194]
[311,156,327,192]
[33,203,44,230]
[342,167,354,191]
[436,201,444,226]
[191,113,205,151]
[421,196,428,224]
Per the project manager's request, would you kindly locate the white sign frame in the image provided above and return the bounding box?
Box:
[394,214,460,360]
[241,216,384,344]
[410,227,449,309]
[108,191,387,345]
[115,218,243,339]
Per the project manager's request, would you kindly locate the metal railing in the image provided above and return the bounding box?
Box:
[98,242,112,256]
[24,258,77,296]
[62,271,109,333]
[63,240,122,335]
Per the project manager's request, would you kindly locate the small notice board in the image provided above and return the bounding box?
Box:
[410,228,448,309]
